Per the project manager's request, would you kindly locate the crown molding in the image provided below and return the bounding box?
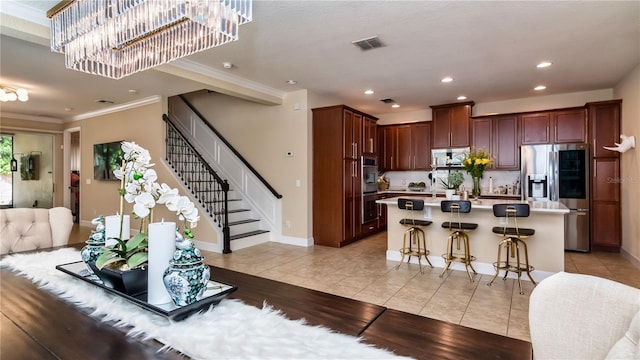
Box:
[70,95,162,121]
[0,0,50,27]
[0,112,64,123]
[156,59,284,105]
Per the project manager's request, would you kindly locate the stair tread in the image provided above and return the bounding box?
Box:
[230,230,270,241]
[228,219,260,226]
[214,209,250,215]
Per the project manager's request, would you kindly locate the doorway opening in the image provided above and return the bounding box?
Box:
[0,134,14,208]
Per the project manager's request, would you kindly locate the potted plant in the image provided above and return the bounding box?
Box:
[440,171,464,199]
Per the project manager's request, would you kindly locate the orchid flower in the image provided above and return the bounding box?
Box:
[115,141,200,239]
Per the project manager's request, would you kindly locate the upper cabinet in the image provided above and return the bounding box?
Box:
[430,102,474,148]
[378,122,431,171]
[520,108,587,145]
[520,112,550,144]
[363,116,378,155]
[472,115,518,170]
[553,108,586,143]
[588,100,621,158]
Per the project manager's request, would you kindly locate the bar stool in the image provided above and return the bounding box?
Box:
[396,198,433,274]
[487,203,537,295]
[440,200,478,282]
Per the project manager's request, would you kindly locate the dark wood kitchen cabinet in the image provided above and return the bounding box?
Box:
[431,102,474,148]
[587,100,622,251]
[312,105,378,247]
[378,122,431,171]
[520,112,551,144]
[553,108,587,143]
[363,116,377,154]
[589,101,621,158]
[472,115,518,170]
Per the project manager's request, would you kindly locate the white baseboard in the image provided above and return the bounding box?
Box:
[193,239,222,254]
[621,247,640,270]
[273,235,313,247]
[386,250,555,282]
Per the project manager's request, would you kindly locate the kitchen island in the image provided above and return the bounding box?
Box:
[377,197,569,281]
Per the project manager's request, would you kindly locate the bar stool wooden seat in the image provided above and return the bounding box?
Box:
[396,198,433,274]
[440,200,478,282]
[488,203,537,294]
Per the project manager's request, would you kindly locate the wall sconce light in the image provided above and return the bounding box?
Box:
[603,134,636,153]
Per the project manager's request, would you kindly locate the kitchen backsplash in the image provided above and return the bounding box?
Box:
[381,170,521,195]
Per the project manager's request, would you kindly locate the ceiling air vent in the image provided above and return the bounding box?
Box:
[352,36,384,51]
[379,98,395,104]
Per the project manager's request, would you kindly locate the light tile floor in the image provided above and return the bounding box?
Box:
[69,225,640,342]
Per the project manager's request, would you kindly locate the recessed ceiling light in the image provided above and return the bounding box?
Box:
[64,107,74,112]
[441,77,453,83]
[457,95,467,100]
[285,80,297,85]
[128,89,138,94]
[537,61,553,68]
[534,85,547,91]
[364,89,374,95]
[391,104,400,108]
[223,62,233,69]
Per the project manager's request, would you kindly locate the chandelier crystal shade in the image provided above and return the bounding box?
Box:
[47,0,252,79]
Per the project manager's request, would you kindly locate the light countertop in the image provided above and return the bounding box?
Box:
[377,196,569,214]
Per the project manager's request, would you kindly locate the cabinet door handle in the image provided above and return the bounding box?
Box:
[449,133,452,146]
[355,143,358,157]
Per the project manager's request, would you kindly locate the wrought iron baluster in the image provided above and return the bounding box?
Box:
[163,115,231,253]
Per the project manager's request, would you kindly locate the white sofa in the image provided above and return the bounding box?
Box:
[529,271,639,359]
[0,207,73,255]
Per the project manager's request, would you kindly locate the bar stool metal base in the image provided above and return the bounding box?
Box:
[487,237,537,294]
[440,230,477,282]
[396,226,433,274]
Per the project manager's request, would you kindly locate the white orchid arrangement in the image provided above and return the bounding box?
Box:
[115,141,200,238]
[96,141,200,270]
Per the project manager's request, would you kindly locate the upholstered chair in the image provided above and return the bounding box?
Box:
[0,207,73,254]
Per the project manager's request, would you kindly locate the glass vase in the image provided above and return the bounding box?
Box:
[472,176,481,199]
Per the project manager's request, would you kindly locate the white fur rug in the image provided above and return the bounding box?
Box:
[0,249,410,360]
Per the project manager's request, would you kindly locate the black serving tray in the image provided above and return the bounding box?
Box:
[56,261,237,321]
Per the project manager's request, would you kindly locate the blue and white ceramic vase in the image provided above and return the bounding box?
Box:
[81,230,106,273]
[163,239,210,306]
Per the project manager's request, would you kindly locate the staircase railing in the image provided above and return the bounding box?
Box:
[163,114,231,253]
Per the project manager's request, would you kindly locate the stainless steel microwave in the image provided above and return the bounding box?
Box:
[431,148,469,167]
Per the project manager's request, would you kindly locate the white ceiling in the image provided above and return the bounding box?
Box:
[0,1,638,122]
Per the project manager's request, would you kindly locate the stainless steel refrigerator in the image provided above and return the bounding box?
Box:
[520,143,590,252]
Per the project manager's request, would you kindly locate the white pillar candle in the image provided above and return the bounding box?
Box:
[105,214,130,247]
[147,221,176,305]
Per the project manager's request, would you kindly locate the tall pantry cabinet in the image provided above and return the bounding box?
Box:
[587,100,622,251]
[312,105,378,247]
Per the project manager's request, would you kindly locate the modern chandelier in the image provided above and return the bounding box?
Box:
[47,0,252,80]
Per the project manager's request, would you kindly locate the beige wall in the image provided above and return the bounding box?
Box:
[614,63,640,265]
[64,101,220,246]
[0,116,64,207]
[183,90,311,239]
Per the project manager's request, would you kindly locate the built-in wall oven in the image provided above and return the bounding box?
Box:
[362,156,378,223]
